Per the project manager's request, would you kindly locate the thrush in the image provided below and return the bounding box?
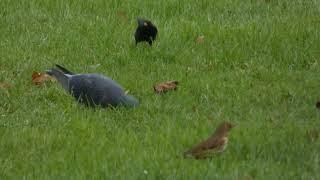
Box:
[46,64,139,108]
[184,122,234,159]
[134,18,158,46]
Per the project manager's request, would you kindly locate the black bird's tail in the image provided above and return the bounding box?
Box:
[46,68,69,92]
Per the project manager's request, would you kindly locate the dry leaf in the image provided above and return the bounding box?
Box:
[306,129,319,142]
[32,71,55,85]
[192,105,197,112]
[154,80,179,93]
[196,35,205,44]
[0,82,11,96]
[117,10,128,22]
[239,175,254,180]
[0,82,11,89]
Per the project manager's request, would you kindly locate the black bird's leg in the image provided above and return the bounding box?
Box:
[148,39,153,46]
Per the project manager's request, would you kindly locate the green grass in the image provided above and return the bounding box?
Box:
[0,0,320,178]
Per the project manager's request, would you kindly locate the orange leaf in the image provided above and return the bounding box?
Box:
[0,82,11,96]
[117,10,128,22]
[196,35,204,44]
[154,80,179,93]
[239,175,254,180]
[32,71,55,85]
[0,82,11,89]
[306,129,319,142]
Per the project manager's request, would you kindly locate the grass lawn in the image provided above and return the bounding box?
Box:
[0,0,319,178]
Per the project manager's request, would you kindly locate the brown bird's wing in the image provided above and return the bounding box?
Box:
[207,136,226,148]
[184,136,227,159]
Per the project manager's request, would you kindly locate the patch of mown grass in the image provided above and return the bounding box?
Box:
[0,0,319,178]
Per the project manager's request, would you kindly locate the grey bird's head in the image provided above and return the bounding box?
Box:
[118,95,140,107]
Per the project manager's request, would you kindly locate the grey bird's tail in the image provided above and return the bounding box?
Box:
[55,64,74,75]
[46,68,69,91]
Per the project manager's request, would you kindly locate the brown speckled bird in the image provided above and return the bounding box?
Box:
[184,122,234,159]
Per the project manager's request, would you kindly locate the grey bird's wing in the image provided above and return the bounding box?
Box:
[69,74,134,107]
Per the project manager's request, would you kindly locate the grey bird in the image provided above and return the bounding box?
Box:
[134,18,158,46]
[46,65,139,108]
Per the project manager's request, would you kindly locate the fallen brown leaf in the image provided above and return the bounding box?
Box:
[192,105,197,112]
[196,35,205,44]
[0,82,11,89]
[32,71,55,85]
[239,175,254,180]
[306,129,319,142]
[154,80,179,93]
[0,82,11,96]
[117,10,128,22]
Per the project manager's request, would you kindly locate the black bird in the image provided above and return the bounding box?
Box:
[46,65,139,108]
[134,18,158,46]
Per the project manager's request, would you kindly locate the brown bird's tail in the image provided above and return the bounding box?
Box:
[175,151,192,159]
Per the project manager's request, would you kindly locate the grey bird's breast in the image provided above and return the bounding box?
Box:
[68,74,125,107]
